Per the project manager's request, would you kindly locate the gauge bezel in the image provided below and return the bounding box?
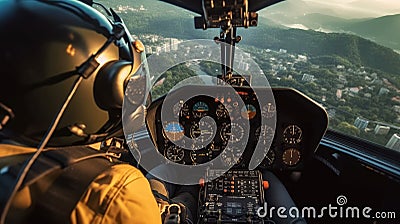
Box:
[164,145,185,163]
[282,148,301,166]
[282,124,303,144]
[162,121,185,142]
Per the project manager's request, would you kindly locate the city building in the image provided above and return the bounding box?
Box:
[279,49,287,54]
[238,61,250,71]
[374,125,390,135]
[354,117,369,130]
[336,89,342,99]
[302,74,315,82]
[349,87,361,94]
[364,93,372,98]
[385,134,400,152]
[297,54,308,62]
[170,38,180,51]
[393,105,400,113]
[379,87,390,95]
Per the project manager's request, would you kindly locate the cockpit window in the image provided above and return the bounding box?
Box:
[97,0,400,152]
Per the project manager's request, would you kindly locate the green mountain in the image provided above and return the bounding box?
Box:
[344,14,400,51]
[243,27,400,75]
[298,13,371,30]
[263,12,400,52]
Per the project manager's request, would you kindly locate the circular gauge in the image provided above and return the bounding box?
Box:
[165,145,185,163]
[282,148,301,166]
[216,104,229,119]
[163,122,185,141]
[283,125,302,144]
[192,101,209,118]
[220,123,245,143]
[190,148,213,164]
[208,141,222,152]
[264,149,276,166]
[225,104,233,114]
[180,103,190,118]
[221,146,242,166]
[241,104,257,120]
[173,101,187,117]
[190,120,215,146]
[255,125,275,145]
[262,103,276,119]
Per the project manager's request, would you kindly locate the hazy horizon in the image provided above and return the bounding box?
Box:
[266,0,400,19]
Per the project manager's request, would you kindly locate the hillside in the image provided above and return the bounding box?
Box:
[243,27,400,75]
[345,14,400,51]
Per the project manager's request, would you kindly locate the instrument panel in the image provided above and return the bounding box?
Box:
[146,86,328,171]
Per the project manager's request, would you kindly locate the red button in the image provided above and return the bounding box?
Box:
[263,180,270,190]
[199,178,205,187]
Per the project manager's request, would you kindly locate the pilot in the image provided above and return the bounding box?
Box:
[0,0,160,223]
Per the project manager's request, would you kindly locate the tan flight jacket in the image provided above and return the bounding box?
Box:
[0,144,162,224]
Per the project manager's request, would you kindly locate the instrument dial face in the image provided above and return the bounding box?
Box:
[262,103,276,119]
[241,104,257,120]
[163,122,185,141]
[190,148,213,164]
[179,103,190,118]
[220,123,245,143]
[165,145,185,163]
[190,120,215,146]
[216,104,229,119]
[283,125,302,144]
[192,101,209,118]
[255,125,275,145]
[252,147,276,168]
[264,149,276,166]
[173,100,189,117]
[221,146,242,166]
[282,148,301,166]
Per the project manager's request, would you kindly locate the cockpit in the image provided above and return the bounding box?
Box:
[0,0,399,223]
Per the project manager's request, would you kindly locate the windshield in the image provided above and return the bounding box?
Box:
[97,0,400,152]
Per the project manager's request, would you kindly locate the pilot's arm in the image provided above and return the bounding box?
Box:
[263,171,307,224]
[72,164,162,224]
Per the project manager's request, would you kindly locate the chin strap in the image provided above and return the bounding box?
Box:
[0,103,14,131]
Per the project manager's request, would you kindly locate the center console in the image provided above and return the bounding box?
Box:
[198,170,265,223]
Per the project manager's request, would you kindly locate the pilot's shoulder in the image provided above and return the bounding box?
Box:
[0,144,36,168]
[0,143,36,156]
[72,164,161,224]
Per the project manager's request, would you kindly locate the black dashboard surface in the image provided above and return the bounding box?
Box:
[146,85,328,171]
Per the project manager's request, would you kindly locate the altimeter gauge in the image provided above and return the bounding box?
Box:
[165,145,185,163]
[190,119,215,146]
[283,125,302,144]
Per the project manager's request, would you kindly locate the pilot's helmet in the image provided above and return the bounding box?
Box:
[0,0,135,147]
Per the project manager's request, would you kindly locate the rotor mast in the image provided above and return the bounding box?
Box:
[195,0,258,85]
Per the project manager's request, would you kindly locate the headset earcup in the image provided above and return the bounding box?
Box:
[94,60,132,111]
